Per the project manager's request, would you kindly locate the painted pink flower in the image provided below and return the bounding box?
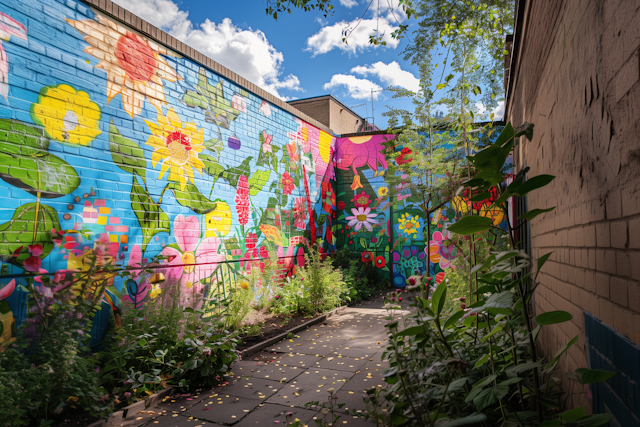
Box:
[293,197,307,230]
[282,172,294,195]
[235,175,250,226]
[345,207,378,232]
[259,100,271,117]
[28,244,43,257]
[24,256,42,272]
[0,279,15,299]
[242,246,269,274]
[261,130,273,153]
[53,270,67,283]
[232,94,247,113]
[160,215,225,307]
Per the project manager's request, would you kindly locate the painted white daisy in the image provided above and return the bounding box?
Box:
[345,207,378,232]
[67,15,178,117]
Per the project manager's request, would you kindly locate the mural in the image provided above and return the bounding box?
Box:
[0,1,336,346]
[0,0,507,347]
[326,132,507,289]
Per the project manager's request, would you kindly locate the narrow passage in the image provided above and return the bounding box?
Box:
[138,296,390,427]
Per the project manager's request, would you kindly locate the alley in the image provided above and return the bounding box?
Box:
[138,296,391,426]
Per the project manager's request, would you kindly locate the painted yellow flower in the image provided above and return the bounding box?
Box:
[238,280,249,290]
[149,284,161,299]
[31,84,101,145]
[398,213,420,236]
[377,186,389,198]
[259,224,284,246]
[205,201,232,237]
[144,108,205,190]
[67,15,178,117]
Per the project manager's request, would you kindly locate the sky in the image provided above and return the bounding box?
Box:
[110,0,503,129]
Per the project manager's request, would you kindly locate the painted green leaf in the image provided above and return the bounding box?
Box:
[248,169,271,196]
[447,216,494,235]
[0,202,60,264]
[0,119,80,198]
[169,182,218,215]
[130,177,170,251]
[203,137,224,157]
[109,122,146,178]
[221,157,253,188]
[536,310,572,326]
[200,154,225,186]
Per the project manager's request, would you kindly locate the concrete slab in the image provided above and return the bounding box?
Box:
[340,360,389,393]
[140,412,221,426]
[230,403,317,427]
[265,368,354,407]
[183,395,262,425]
[312,355,369,372]
[215,377,282,400]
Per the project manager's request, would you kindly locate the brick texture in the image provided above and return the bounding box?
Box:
[506,0,640,411]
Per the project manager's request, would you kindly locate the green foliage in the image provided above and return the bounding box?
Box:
[331,247,389,302]
[296,242,350,314]
[0,257,114,426]
[362,123,613,426]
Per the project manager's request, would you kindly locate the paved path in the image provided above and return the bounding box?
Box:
[136,296,390,427]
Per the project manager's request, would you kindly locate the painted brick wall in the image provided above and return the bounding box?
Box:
[0,0,341,345]
[507,0,640,411]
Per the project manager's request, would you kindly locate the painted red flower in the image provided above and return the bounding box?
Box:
[351,191,371,208]
[322,182,336,214]
[235,175,250,226]
[282,172,294,195]
[374,256,386,268]
[361,251,373,263]
[24,256,42,272]
[337,201,345,210]
[245,233,258,250]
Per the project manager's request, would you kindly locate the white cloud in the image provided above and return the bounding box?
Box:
[492,100,505,120]
[305,18,399,56]
[351,61,420,92]
[111,0,302,99]
[475,100,505,120]
[323,74,382,100]
[339,0,359,8]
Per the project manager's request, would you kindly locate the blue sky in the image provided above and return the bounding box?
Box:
[111,0,426,128]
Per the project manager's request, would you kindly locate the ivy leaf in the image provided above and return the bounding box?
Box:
[131,177,170,252]
[109,121,146,178]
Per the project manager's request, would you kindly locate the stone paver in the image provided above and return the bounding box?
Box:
[140,295,391,427]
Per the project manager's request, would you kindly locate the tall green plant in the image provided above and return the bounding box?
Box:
[365,123,614,427]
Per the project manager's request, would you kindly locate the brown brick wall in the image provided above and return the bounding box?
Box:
[506,0,640,409]
[287,99,331,129]
[328,99,363,135]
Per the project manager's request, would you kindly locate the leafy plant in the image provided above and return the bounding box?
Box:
[364,123,613,426]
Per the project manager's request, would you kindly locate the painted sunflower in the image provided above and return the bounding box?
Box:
[144,108,205,190]
[398,213,420,236]
[67,15,178,117]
